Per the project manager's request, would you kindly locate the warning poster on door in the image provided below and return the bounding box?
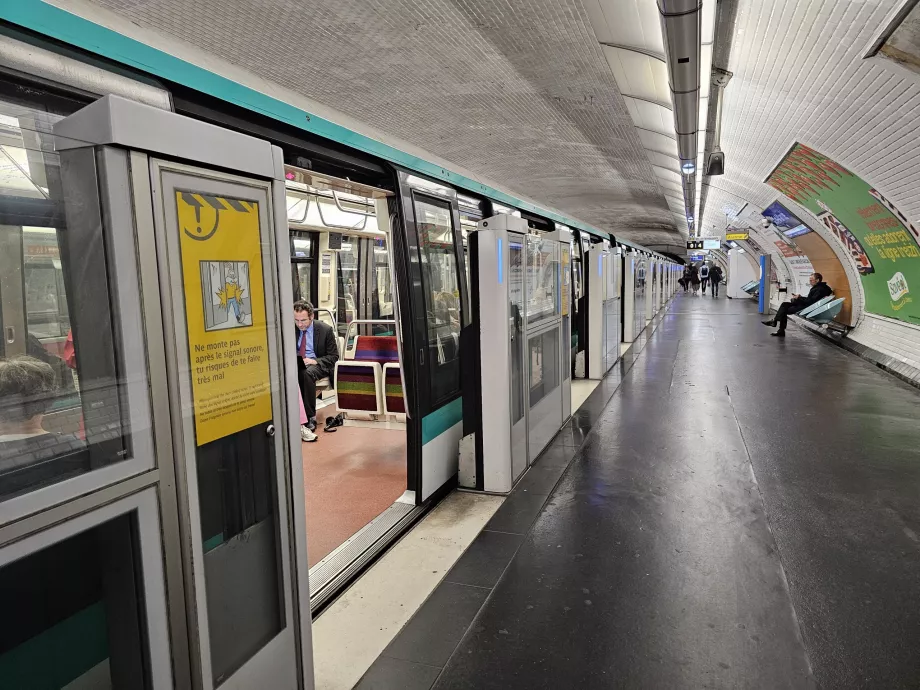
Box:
[176,190,272,446]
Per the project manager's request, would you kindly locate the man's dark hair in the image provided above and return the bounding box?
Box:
[813,272,823,282]
[293,300,314,316]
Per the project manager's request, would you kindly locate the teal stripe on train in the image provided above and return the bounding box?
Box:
[0,1,660,254]
[421,397,462,445]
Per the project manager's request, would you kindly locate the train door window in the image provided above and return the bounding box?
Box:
[0,89,154,516]
[336,236,360,338]
[290,232,315,304]
[413,194,463,404]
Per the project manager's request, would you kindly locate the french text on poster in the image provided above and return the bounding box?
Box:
[176,190,272,445]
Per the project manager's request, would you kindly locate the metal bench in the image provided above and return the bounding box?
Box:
[796,295,834,319]
[805,297,845,325]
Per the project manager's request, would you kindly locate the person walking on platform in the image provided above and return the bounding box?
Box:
[689,264,700,294]
[699,263,710,293]
[294,300,338,437]
[681,267,691,292]
[763,272,832,337]
[709,264,723,297]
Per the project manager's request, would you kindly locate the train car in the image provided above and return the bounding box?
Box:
[0,28,675,619]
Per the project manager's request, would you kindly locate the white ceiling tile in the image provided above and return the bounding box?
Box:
[637,129,679,157]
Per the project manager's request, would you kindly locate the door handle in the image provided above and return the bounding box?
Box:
[266,424,275,437]
[4,327,13,344]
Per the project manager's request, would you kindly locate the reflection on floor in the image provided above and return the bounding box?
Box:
[570,378,600,412]
[303,403,407,567]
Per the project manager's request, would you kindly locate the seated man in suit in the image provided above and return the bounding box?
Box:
[294,301,339,437]
[762,272,832,337]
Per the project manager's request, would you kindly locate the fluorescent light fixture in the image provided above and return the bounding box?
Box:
[681,161,696,174]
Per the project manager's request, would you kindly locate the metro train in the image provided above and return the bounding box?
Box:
[0,25,676,622]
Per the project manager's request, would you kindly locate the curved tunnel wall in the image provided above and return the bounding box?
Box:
[792,230,853,325]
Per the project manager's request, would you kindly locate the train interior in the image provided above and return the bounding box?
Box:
[284,167,410,571]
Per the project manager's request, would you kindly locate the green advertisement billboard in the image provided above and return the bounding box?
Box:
[766,143,920,324]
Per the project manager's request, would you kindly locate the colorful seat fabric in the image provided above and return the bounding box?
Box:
[335,362,382,413]
[353,336,400,363]
[335,335,403,415]
[383,363,405,414]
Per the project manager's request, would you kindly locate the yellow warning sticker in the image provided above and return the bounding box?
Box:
[176,191,272,446]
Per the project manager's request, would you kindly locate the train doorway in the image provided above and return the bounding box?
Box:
[283,168,411,601]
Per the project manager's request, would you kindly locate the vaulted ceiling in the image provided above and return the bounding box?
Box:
[66,0,689,247]
[699,0,920,243]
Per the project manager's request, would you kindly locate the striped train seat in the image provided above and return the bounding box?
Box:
[335,335,405,416]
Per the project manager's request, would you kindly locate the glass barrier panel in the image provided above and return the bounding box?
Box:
[0,512,152,688]
[528,327,560,408]
[526,236,560,325]
[0,96,149,508]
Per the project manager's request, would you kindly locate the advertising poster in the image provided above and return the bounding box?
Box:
[774,240,815,294]
[176,191,272,446]
[767,144,920,323]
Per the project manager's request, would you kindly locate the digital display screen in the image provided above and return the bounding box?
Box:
[702,239,720,250]
[762,201,807,234]
[783,225,812,238]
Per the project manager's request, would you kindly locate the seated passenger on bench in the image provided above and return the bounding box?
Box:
[294,300,339,435]
[763,272,832,338]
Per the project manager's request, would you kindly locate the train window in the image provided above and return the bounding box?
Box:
[413,195,463,404]
[373,237,394,320]
[457,194,484,290]
[290,232,315,304]
[0,92,147,508]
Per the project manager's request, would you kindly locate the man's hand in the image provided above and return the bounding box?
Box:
[303,357,317,366]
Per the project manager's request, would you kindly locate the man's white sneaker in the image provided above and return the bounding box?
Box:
[301,426,317,442]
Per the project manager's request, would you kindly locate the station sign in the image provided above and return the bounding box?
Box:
[687,238,721,250]
[726,231,749,241]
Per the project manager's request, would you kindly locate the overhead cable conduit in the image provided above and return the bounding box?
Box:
[658,0,702,233]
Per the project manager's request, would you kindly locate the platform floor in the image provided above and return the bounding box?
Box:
[356,293,920,689]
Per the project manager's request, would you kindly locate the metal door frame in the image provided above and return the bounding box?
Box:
[148,159,299,690]
[507,231,528,481]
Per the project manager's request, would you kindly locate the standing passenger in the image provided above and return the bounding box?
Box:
[689,264,701,294]
[699,263,710,293]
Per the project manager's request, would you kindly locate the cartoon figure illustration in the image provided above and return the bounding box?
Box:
[201,260,253,331]
[219,263,245,324]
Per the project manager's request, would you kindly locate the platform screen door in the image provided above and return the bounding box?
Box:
[151,161,297,689]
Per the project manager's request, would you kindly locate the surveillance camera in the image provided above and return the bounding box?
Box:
[760,217,771,229]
